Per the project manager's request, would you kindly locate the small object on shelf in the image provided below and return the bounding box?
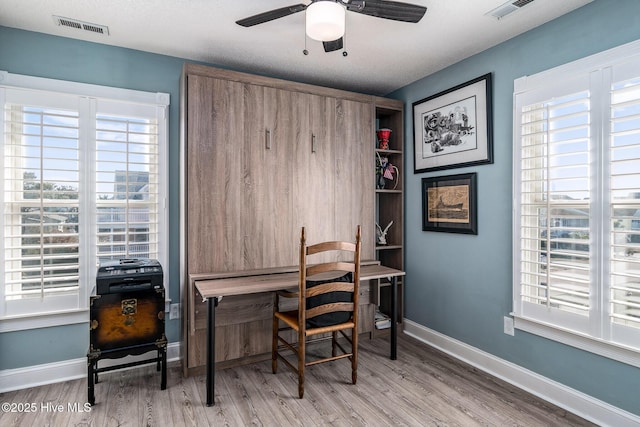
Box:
[375,310,391,329]
[376,221,393,246]
[377,128,392,150]
[376,152,398,190]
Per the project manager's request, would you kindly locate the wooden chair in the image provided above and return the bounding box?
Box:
[272,225,361,398]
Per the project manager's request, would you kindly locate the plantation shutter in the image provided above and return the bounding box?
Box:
[514,48,640,351]
[95,100,162,263]
[515,74,593,334]
[609,67,640,346]
[1,88,84,316]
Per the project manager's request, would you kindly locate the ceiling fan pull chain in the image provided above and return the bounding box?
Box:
[303,11,309,56]
[343,15,348,57]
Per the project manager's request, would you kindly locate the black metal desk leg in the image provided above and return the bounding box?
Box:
[206,297,218,406]
[390,277,398,360]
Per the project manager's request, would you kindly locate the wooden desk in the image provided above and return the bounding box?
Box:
[193,263,405,406]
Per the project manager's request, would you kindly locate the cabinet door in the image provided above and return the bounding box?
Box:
[292,93,337,256]
[187,75,245,273]
[259,87,297,267]
[241,83,269,269]
[334,99,375,260]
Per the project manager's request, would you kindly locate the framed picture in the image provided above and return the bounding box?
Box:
[422,173,477,235]
[413,73,493,173]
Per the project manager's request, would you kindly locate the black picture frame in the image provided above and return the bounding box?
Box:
[422,173,477,235]
[413,73,493,173]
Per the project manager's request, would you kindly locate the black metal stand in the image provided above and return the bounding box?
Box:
[87,342,167,406]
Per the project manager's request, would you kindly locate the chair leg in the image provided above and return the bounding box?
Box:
[298,332,305,399]
[331,331,337,357]
[272,315,278,374]
[352,328,358,385]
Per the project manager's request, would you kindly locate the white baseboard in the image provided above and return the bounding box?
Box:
[0,342,181,394]
[403,319,640,427]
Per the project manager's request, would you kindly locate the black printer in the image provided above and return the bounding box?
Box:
[96,258,163,295]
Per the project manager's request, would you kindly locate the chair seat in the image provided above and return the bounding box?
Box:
[275,310,356,336]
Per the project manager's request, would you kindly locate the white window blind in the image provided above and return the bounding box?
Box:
[0,72,168,331]
[518,88,592,331]
[513,40,640,362]
[2,92,83,317]
[610,76,640,341]
[95,100,161,263]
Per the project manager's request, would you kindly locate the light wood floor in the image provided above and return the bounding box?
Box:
[0,334,595,426]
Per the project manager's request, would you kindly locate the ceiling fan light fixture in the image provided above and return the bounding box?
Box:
[306,1,345,42]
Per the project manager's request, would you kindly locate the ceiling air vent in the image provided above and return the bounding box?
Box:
[53,15,109,36]
[486,0,536,20]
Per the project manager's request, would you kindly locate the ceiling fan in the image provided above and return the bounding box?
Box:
[236,0,427,55]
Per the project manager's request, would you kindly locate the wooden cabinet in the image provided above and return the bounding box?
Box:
[180,63,397,375]
[373,98,405,334]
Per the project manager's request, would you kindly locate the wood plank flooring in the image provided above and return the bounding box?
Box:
[0,334,595,426]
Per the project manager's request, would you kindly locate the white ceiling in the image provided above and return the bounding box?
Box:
[0,0,592,95]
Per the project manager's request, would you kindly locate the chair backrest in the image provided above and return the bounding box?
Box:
[298,226,361,329]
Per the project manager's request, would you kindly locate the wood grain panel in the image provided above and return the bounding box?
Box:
[184,62,374,104]
[334,99,375,260]
[261,87,297,267]
[240,83,267,270]
[193,293,273,331]
[186,75,244,274]
[293,93,337,263]
[214,319,273,362]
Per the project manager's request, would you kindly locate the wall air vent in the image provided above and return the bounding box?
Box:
[53,16,110,36]
[486,0,536,20]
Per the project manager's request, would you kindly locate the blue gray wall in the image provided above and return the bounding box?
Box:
[0,26,187,368]
[390,0,640,416]
[1,0,639,416]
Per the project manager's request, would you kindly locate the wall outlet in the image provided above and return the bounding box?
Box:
[503,316,515,336]
[170,303,180,320]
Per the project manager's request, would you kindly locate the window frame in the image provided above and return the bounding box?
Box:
[512,40,640,368]
[0,71,169,332]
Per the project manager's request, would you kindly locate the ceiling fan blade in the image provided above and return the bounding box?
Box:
[323,37,344,53]
[347,0,427,23]
[236,4,307,27]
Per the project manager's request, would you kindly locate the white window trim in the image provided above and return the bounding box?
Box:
[0,71,169,333]
[513,315,640,369]
[512,39,640,367]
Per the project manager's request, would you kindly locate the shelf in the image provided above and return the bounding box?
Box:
[376,245,402,251]
[376,278,403,289]
[375,148,402,155]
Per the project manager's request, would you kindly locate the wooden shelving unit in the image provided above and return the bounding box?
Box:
[372,98,404,337]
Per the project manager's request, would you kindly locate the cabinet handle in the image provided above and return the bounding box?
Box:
[311,133,317,153]
[265,129,271,150]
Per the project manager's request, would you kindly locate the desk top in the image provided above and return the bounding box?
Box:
[193,263,405,300]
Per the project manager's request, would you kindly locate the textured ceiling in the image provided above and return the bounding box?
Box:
[0,0,592,95]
